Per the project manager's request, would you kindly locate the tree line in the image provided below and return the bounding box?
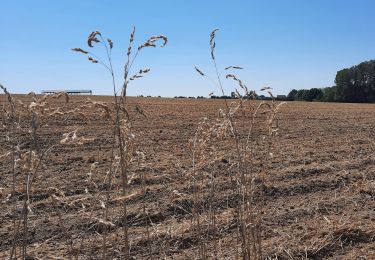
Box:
[287,60,375,103]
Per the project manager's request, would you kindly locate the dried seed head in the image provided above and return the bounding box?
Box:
[87,31,101,47]
[127,27,136,57]
[194,66,205,76]
[130,27,136,43]
[260,86,271,91]
[138,35,168,50]
[107,38,113,49]
[88,57,98,63]
[210,28,219,60]
[150,35,168,47]
[129,68,151,81]
[139,68,150,74]
[138,42,155,50]
[210,29,219,46]
[226,74,247,92]
[71,48,89,54]
[225,66,243,70]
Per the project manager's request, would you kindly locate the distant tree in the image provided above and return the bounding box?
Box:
[210,95,232,99]
[295,89,306,101]
[293,88,323,101]
[335,60,375,103]
[334,68,354,102]
[322,86,337,102]
[306,88,323,101]
[287,89,298,101]
[245,60,375,103]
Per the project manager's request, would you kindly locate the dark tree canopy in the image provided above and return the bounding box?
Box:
[287,89,297,101]
[334,60,375,102]
[287,60,375,103]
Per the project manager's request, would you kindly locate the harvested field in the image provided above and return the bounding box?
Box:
[1,95,374,259]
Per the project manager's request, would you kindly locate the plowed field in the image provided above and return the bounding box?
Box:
[1,96,374,259]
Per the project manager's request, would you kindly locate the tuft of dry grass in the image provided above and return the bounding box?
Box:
[1,84,74,259]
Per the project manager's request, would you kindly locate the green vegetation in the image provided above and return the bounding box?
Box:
[287,60,375,103]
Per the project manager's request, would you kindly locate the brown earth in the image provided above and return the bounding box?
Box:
[0,95,374,259]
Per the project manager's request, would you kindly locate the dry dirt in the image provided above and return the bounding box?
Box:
[1,95,374,259]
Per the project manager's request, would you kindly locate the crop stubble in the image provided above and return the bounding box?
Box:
[0,95,374,259]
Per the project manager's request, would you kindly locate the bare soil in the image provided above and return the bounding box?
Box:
[1,96,374,259]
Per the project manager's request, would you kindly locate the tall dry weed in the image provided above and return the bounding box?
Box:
[1,85,70,259]
[73,28,167,259]
[193,29,285,259]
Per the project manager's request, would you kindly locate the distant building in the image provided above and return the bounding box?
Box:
[41,90,92,95]
[276,95,287,100]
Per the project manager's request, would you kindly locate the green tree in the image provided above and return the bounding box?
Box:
[335,60,375,103]
[295,89,306,101]
[322,86,337,102]
[287,89,298,101]
[306,88,323,101]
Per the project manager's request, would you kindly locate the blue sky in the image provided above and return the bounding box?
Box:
[1,0,374,97]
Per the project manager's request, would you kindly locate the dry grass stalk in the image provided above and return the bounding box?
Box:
[0,86,72,259]
[73,28,167,259]
[193,29,284,259]
[1,84,18,198]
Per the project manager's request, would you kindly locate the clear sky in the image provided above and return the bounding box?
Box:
[1,0,375,97]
